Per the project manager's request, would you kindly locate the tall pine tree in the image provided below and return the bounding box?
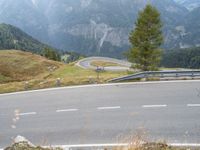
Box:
[127,4,163,71]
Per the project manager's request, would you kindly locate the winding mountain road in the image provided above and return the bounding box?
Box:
[1,81,200,149]
[76,57,132,71]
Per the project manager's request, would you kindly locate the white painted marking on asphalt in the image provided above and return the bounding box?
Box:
[170,143,200,147]
[56,109,78,113]
[43,143,200,149]
[97,106,121,110]
[1,80,200,96]
[187,104,200,107]
[45,143,129,149]
[142,105,167,108]
[18,112,37,116]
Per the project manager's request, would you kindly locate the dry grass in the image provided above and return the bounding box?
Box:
[0,50,62,83]
[0,50,129,94]
[91,60,124,67]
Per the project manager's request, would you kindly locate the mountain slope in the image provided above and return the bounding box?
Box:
[40,0,188,56]
[180,7,200,47]
[0,0,198,57]
[174,0,200,11]
[0,23,56,53]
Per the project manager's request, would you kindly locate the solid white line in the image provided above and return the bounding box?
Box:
[97,106,121,110]
[18,112,37,116]
[46,143,129,149]
[1,80,200,97]
[2,142,200,150]
[142,105,167,108]
[56,109,78,113]
[170,143,200,147]
[43,143,200,149]
[187,104,200,107]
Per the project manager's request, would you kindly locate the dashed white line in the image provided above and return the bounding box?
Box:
[2,80,200,97]
[142,105,167,108]
[97,106,121,110]
[56,109,78,113]
[18,112,37,116]
[187,104,200,107]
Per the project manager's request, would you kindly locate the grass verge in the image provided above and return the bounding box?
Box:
[0,50,129,94]
[91,60,125,67]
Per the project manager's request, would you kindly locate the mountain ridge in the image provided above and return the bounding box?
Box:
[0,0,199,57]
[0,23,55,53]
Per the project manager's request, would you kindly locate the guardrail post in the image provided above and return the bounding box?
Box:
[176,73,179,78]
[161,73,164,78]
[191,72,194,79]
[144,72,148,81]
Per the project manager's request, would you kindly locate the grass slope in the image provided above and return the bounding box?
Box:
[91,60,124,67]
[0,50,62,83]
[0,50,129,93]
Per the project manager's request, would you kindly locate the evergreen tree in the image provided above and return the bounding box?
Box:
[127,4,163,71]
[42,48,60,61]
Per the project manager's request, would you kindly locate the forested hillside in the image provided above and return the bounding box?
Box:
[162,47,200,69]
[0,23,55,53]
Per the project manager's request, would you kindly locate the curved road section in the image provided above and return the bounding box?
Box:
[76,57,132,71]
[0,81,200,148]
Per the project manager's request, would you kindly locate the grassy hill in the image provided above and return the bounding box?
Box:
[0,50,62,83]
[0,50,128,93]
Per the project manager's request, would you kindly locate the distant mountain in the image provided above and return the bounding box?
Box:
[180,7,200,48]
[0,0,199,57]
[0,23,56,53]
[174,0,200,11]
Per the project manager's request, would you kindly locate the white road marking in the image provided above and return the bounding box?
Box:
[187,104,200,107]
[56,109,78,113]
[45,143,129,149]
[18,112,37,116]
[1,80,200,96]
[142,104,167,108]
[170,143,200,147]
[43,143,200,149]
[97,106,121,110]
[1,142,200,150]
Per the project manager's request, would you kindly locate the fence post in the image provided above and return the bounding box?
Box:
[56,78,61,87]
[24,81,29,90]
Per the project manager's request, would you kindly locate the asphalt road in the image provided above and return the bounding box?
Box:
[76,57,132,71]
[1,81,200,148]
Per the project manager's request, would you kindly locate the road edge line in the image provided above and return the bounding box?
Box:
[1,142,200,150]
[1,80,200,97]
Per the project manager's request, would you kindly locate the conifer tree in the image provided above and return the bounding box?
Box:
[128,4,163,71]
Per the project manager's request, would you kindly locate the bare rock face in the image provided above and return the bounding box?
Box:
[4,136,62,150]
[14,135,35,147]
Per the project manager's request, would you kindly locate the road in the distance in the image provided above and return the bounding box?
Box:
[76,57,132,71]
[0,81,200,148]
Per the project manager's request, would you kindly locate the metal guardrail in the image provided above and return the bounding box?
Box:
[108,70,200,82]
